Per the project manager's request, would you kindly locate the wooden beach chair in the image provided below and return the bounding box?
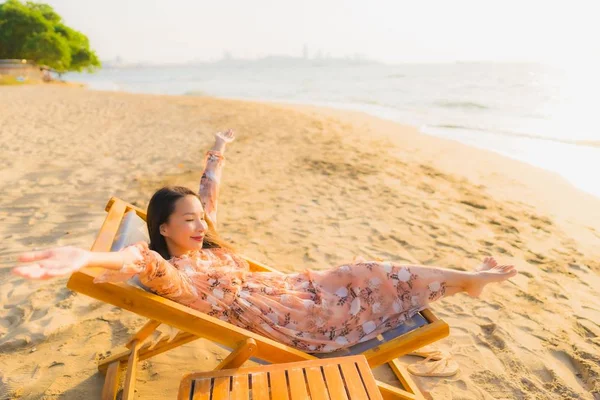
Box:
[177,355,383,400]
[67,197,449,400]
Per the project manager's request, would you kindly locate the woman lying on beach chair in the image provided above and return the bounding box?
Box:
[13,130,517,354]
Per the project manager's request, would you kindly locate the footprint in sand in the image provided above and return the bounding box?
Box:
[575,313,600,334]
[30,307,49,322]
[549,350,589,394]
[518,270,534,278]
[459,200,487,210]
[516,291,543,304]
[477,322,507,350]
[1,361,66,399]
[0,307,26,332]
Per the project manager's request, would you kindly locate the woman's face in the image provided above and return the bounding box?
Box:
[160,195,208,257]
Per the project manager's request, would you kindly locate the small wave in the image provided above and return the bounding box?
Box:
[435,100,489,110]
[434,124,468,130]
[429,124,600,148]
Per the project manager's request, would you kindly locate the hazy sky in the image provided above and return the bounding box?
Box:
[37,0,599,65]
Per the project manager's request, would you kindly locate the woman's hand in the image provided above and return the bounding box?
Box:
[211,129,235,153]
[12,246,91,280]
[215,129,235,144]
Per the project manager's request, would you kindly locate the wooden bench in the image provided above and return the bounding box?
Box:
[178,355,383,400]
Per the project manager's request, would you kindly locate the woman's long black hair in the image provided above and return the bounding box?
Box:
[147,186,234,259]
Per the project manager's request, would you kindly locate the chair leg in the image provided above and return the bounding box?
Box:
[389,359,425,400]
[122,340,141,400]
[214,338,257,370]
[376,379,419,400]
[99,331,199,373]
[102,361,121,400]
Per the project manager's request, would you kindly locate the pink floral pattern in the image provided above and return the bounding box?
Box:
[93,149,448,353]
[95,244,446,353]
[199,150,224,227]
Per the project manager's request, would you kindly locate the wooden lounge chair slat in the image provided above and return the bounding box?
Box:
[377,381,418,400]
[122,340,140,400]
[99,332,198,372]
[101,361,120,400]
[177,375,191,400]
[339,361,368,399]
[250,371,269,400]
[268,369,289,400]
[179,356,381,400]
[191,378,212,400]
[420,309,437,323]
[215,338,257,370]
[211,376,230,400]
[286,367,309,399]
[304,366,330,400]
[126,319,161,348]
[141,331,198,359]
[105,196,146,218]
[362,320,449,368]
[356,358,385,399]
[388,359,423,400]
[244,256,284,274]
[231,375,249,400]
[322,364,348,400]
[92,199,126,253]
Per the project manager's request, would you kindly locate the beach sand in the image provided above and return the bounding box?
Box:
[1,85,599,399]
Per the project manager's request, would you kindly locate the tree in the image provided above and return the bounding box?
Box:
[0,0,100,72]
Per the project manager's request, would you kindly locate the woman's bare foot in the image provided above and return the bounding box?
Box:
[466,257,517,297]
[476,256,498,272]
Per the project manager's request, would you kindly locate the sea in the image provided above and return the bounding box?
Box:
[67,60,600,198]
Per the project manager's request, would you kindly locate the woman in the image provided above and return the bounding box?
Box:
[13,130,517,353]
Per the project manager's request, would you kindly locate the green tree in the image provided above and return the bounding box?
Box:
[0,0,100,72]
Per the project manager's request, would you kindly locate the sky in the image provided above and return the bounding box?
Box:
[27,0,600,66]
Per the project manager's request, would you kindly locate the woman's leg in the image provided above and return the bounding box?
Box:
[399,256,517,299]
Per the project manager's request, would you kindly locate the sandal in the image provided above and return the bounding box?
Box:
[407,353,459,377]
[406,349,445,361]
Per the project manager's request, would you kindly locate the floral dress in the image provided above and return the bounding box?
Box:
[95,150,447,353]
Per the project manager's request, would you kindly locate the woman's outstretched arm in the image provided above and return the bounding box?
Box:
[199,130,236,227]
[12,246,131,279]
[13,243,199,303]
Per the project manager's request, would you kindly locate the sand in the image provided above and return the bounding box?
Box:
[0,85,599,399]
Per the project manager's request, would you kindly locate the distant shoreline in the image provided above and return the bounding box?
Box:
[70,69,600,200]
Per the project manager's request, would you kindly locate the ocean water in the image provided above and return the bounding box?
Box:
[67,61,600,198]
